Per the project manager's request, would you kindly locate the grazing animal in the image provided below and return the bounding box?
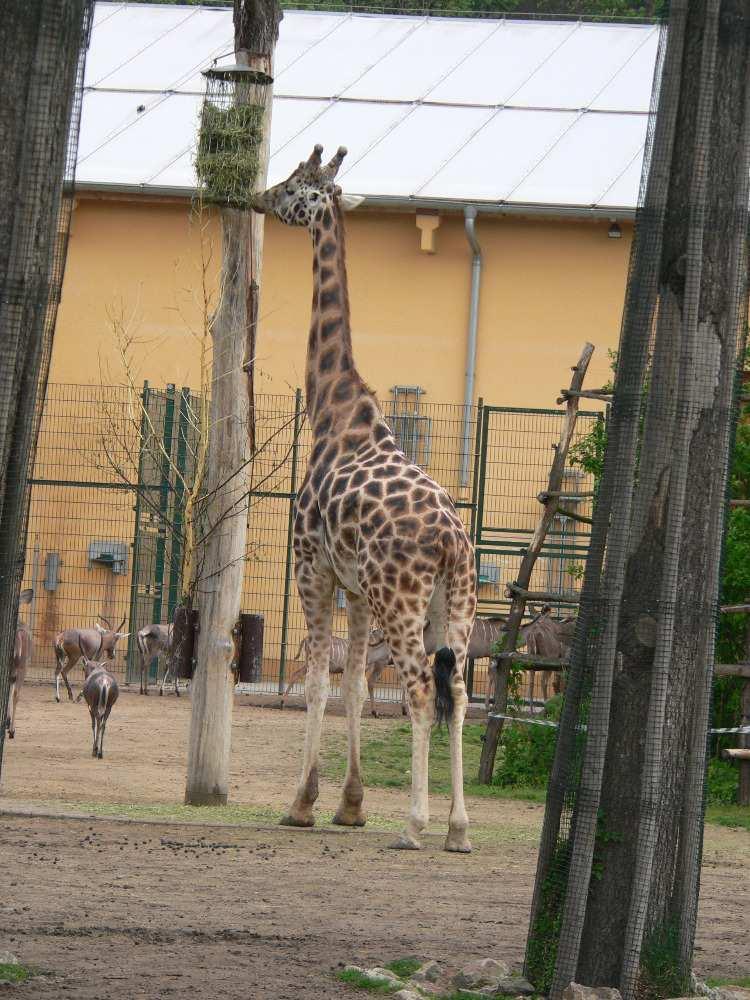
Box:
[53,616,128,703]
[76,644,119,759]
[251,145,476,852]
[525,611,576,704]
[366,615,511,717]
[280,629,391,709]
[7,588,33,740]
[136,623,175,696]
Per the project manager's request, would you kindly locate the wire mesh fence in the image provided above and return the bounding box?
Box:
[0,1,93,758]
[21,382,600,708]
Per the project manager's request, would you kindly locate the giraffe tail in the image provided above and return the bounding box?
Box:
[433,647,456,726]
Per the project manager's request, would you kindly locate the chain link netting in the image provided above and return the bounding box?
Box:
[0,1,93,767]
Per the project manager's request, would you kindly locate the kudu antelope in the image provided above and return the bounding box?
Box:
[366,615,516,717]
[53,615,128,703]
[523,609,576,706]
[7,588,33,740]
[75,642,119,759]
[280,629,391,709]
[136,623,175,696]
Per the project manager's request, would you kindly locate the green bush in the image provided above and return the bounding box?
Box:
[493,699,563,789]
[706,757,738,805]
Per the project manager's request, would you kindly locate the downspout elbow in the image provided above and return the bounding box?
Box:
[461,207,482,488]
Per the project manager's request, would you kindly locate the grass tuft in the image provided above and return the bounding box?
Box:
[706,977,750,989]
[0,963,33,984]
[336,969,399,994]
[385,958,421,978]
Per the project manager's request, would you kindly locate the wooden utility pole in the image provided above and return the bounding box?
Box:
[184,0,282,805]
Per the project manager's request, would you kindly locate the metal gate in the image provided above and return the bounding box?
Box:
[125,383,198,682]
[471,404,601,619]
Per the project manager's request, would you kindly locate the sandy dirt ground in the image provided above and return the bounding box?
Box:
[0,684,747,999]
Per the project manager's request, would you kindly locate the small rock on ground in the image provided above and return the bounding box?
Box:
[394,992,424,1000]
[562,982,623,1000]
[0,953,18,966]
[411,960,442,984]
[366,967,406,987]
[454,958,511,990]
[479,978,536,997]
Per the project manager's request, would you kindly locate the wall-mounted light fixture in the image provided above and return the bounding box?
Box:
[608,221,623,239]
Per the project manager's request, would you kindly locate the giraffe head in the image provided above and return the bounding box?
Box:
[250,144,362,226]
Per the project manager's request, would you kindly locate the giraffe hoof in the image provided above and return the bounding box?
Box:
[389,835,421,851]
[444,833,472,854]
[332,810,366,827]
[279,814,315,828]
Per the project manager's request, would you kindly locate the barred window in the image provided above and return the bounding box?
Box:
[386,385,432,467]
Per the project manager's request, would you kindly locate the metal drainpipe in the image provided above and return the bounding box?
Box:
[461,206,482,487]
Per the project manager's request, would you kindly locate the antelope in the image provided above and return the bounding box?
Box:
[136,623,174,696]
[75,642,119,759]
[53,615,128,703]
[524,610,576,706]
[280,629,391,709]
[7,588,33,740]
[366,615,512,717]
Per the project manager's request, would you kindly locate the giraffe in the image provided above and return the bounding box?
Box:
[250,145,477,852]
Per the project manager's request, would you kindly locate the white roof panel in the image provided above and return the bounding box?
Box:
[343,18,496,102]
[79,3,660,211]
[269,100,414,190]
[274,16,415,99]
[511,112,648,206]
[511,23,657,110]
[77,91,201,187]
[428,21,576,107]
[340,104,493,197]
[273,10,353,76]
[419,109,580,202]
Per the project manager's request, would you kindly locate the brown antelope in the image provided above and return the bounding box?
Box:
[524,610,576,705]
[53,615,128,703]
[75,642,119,759]
[136,623,174,696]
[7,588,33,740]
[366,615,513,717]
[280,629,391,709]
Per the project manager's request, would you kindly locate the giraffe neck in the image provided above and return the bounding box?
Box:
[305,198,361,429]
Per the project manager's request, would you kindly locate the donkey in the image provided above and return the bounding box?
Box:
[53,615,128,703]
[136,623,174,696]
[76,643,119,759]
[280,629,391,709]
[7,588,33,740]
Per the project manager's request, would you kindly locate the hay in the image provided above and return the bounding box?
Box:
[195,102,264,209]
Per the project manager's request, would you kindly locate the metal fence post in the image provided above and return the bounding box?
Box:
[126,380,149,683]
[467,397,484,699]
[278,387,303,694]
[166,386,190,622]
[151,384,175,644]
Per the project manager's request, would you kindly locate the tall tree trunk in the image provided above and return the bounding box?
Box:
[184,0,281,806]
[0,0,92,772]
[575,2,750,992]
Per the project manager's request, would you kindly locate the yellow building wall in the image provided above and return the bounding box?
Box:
[52,195,630,402]
[28,195,625,692]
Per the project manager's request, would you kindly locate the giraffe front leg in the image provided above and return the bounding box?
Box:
[333,594,370,827]
[281,565,334,829]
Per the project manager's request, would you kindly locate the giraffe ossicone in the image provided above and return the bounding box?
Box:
[252,144,477,852]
